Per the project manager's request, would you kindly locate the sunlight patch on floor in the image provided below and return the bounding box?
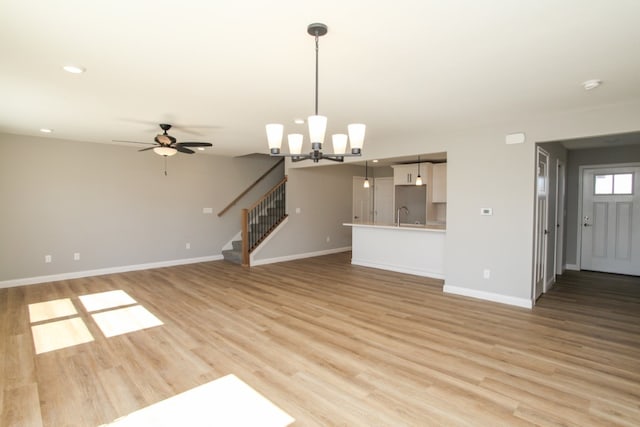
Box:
[31,317,94,354]
[28,298,77,323]
[92,305,164,338]
[101,374,294,427]
[79,290,137,312]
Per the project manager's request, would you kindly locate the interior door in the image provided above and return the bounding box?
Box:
[534,148,549,300]
[374,177,394,224]
[580,166,640,275]
[352,176,372,223]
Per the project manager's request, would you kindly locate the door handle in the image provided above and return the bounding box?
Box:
[544,229,549,235]
[583,223,591,227]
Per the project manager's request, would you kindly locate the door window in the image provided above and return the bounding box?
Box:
[594,173,633,195]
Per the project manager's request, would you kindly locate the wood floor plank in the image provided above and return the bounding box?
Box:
[1,254,639,426]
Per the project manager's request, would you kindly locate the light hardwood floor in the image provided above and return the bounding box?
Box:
[1,253,639,426]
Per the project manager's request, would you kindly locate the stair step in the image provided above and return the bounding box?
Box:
[222,249,243,265]
[231,240,242,251]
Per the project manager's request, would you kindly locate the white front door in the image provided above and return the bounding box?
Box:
[352,176,372,223]
[374,177,394,224]
[580,166,640,275]
[534,148,549,300]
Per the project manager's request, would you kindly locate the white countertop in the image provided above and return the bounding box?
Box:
[343,222,446,232]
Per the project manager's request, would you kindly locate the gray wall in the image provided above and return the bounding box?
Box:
[252,164,358,261]
[565,144,640,266]
[0,133,283,283]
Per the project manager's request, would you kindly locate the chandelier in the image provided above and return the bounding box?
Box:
[266,23,365,163]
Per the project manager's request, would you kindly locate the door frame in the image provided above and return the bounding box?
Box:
[554,159,566,276]
[576,162,640,270]
[533,147,550,302]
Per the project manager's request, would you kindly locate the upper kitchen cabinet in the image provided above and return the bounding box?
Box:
[392,163,430,186]
[432,163,447,203]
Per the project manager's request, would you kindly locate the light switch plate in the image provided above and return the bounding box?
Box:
[480,208,493,216]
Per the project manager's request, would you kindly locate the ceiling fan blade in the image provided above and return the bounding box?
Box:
[138,146,157,152]
[113,139,155,145]
[177,142,213,147]
[176,146,195,154]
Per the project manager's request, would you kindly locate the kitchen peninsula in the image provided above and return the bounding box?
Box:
[343,222,445,279]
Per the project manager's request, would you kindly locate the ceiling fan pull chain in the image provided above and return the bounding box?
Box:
[164,156,168,176]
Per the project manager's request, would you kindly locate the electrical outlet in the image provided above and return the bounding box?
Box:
[483,269,491,279]
[74,252,80,261]
[186,243,191,250]
[326,236,330,243]
[45,255,52,263]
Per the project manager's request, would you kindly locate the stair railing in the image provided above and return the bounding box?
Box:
[218,158,285,217]
[241,176,288,266]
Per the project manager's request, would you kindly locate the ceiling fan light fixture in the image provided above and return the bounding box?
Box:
[153,146,177,156]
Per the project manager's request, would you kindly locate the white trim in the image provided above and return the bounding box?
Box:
[565,263,580,271]
[0,255,223,289]
[351,260,444,280]
[251,246,351,266]
[444,284,533,309]
[545,276,555,292]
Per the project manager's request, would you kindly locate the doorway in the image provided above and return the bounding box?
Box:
[352,176,372,223]
[579,164,640,275]
[373,177,394,224]
[534,147,550,300]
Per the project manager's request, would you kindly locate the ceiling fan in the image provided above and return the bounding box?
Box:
[116,123,213,156]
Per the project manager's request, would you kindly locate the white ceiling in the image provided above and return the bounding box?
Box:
[1,1,639,157]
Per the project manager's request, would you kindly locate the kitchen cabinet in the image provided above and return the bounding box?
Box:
[432,163,447,203]
[392,163,424,186]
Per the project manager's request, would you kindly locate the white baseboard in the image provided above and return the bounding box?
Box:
[0,255,223,289]
[351,259,445,280]
[251,246,351,266]
[565,264,580,271]
[443,284,533,309]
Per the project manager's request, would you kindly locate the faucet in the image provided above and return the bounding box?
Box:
[396,206,409,226]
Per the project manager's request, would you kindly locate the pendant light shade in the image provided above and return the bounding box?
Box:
[266,124,284,153]
[363,160,370,188]
[332,134,348,155]
[265,23,365,163]
[415,155,423,186]
[308,115,327,145]
[348,124,366,154]
[288,134,304,155]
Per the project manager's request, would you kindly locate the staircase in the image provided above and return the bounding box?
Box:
[222,177,287,266]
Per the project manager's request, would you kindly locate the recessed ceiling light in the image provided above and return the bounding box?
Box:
[39,128,53,133]
[294,119,305,124]
[372,159,379,163]
[63,65,86,74]
[582,79,602,90]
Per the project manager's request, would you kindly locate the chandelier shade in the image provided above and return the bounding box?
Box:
[266,23,365,163]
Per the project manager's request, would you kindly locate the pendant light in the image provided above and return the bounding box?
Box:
[415,155,423,186]
[266,23,365,163]
[363,161,370,188]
